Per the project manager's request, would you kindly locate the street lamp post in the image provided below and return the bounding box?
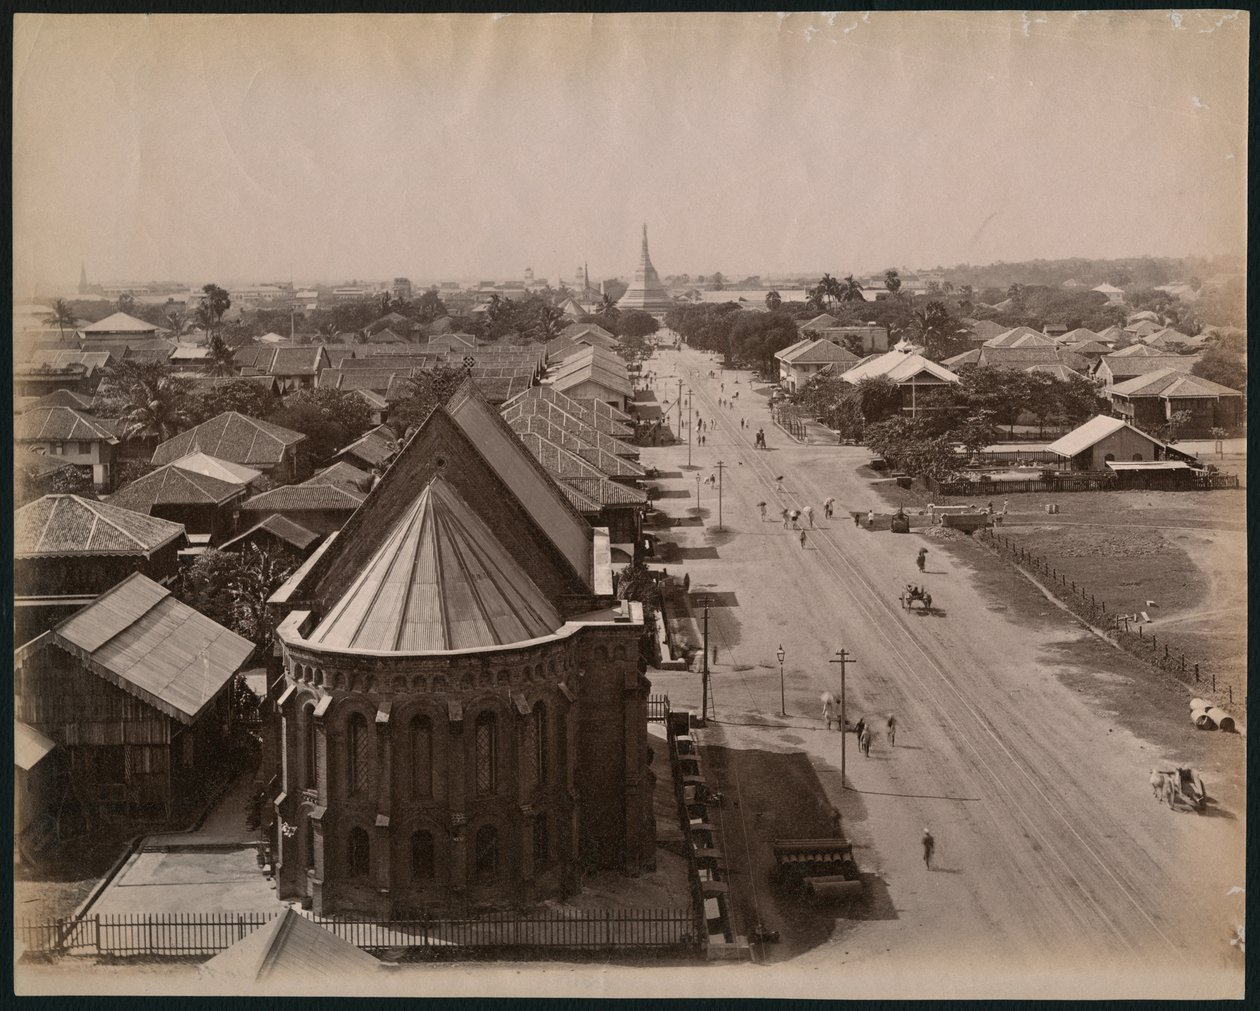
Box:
[686,387,693,468]
[776,644,786,716]
[714,460,726,531]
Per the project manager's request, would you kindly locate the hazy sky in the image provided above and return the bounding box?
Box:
[13,11,1249,292]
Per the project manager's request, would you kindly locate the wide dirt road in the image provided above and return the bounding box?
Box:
[641,341,1244,997]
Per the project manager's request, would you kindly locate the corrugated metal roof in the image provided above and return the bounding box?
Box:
[506,415,644,478]
[200,908,380,983]
[1046,415,1155,458]
[1105,460,1192,472]
[51,573,253,723]
[16,494,185,557]
[79,311,161,333]
[841,349,959,385]
[309,476,562,652]
[15,721,59,771]
[220,514,321,552]
[1108,369,1242,399]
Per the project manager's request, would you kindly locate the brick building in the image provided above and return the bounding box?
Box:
[265,380,654,917]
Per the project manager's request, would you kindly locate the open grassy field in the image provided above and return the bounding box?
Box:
[870,476,1247,710]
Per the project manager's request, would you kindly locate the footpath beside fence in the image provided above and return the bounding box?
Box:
[17,907,698,961]
[977,529,1245,717]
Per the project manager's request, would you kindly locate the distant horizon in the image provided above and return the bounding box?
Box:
[15,13,1246,296]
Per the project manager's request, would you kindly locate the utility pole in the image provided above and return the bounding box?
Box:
[695,473,701,520]
[677,379,683,439]
[714,460,726,531]
[700,597,711,723]
[686,387,693,468]
[829,648,856,786]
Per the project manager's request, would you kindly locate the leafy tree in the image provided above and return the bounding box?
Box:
[956,411,1000,456]
[116,292,137,314]
[615,562,661,623]
[846,375,902,424]
[619,310,659,339]
[794,371,848,423]
[388,366,466,434]
[598,293,621,317]
[192,379,281,423]
[954,365,1032,436]
[199,284,232,338]
[710,272,726,291]
[175,545,297,649]
[884,269,902,295]
[1191,348,1246,391]
[267,388,372,464]
[730,311,799,374]
[43,298,78,341]
[415,289,448,324]
[765,290,782,311]
[113,459,155,488]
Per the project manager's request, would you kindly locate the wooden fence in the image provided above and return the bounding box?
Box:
[978,530,1245,715]
[17,908,698,960]
[647,695,672,723]
[931,472,1239,496]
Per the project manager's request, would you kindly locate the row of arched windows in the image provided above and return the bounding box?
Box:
[341,825,522,883]
[330,706,553,800]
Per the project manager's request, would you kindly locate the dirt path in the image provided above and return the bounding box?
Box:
[641,344,1244,994]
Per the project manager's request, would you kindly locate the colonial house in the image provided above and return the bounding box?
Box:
[78,311,163,348]
[1106,369,1244,436]
[1046,415,1184,471]
[775,338,861,392]
[14,494,186,643]
[238,481,367,537]
[840,347,960,417]
[1094,353,1197,389]
[152,412,309,483]
[817,325,889,356]
[108,461,249,540]
[14,574,253,821]
[14,352,113,398]
[265,379,653,917]
[15,406,119,490]
[798,313,840,335]
[559,322,619,350]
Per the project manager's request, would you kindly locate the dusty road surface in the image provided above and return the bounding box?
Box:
[639,340,1245,997]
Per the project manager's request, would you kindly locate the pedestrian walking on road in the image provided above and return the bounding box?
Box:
[799,530,807,549]
[789,509,800,529]
[823,496,835,519]
[922,828,935,869]
[916,548,927,572]
[867,509,875,529]
[886,714,897,747]
[853,511,861,528]
[859,726,872,757]
[820,691,838,730]
[855,717,866,739]
[803,505,814,528]
[775,476,785,495]
[758,501,767,521]
[781,508,790,529]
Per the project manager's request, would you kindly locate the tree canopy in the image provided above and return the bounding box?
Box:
[267,388,372,465]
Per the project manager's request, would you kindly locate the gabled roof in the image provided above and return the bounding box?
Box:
[24,389,95,411]
[1008,333,1056,348]
[572,397,634,424]
[199,908,380,984]
[1092,283,1124,294]
[152,412,305,468]
[774,337,814,362]
[240,482,366,513]
[1058,327,1100,344]
[799,313,840,331]
[1097,355,1198,381]
[15,406,119,444]
[965,320,1008,342]
[1142,327,1192,349]
[1047,415,1166,458]
[332,425,399,469]
[307,460,373,493]
[501,386,632,436]
[1107,343,1164,358]
[79,311,161,334]
[841,349,959,385]
[550,362,633,398]
[501,398,639,459]
[1095,325,1128,343]
[561,475,649,508]
[1125,320,1162,336]
[1024,363,1085,382]
[1062,340,1112,356]
[545,335,582,361]
[16,494,185,557]
[170,453,262,485]
[269,346,328,376]
[984,326,1048,347]
[506,415,645,478]
[974,346,1089,372]
[942,349,982,369]
[219,514,321,554]
[309,476,563,652]
[780,339,862,366]
[42,573,252,724]
[109,464,245,512]
[1108,368,1243,399]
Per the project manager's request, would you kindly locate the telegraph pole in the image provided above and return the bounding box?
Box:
[677,379,683,439]
[700,597,711,723]
[829,648,856,786]
[686,387,694,468]
[714,460,726,531]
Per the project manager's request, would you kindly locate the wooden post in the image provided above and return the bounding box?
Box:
[1194,664,1200,682]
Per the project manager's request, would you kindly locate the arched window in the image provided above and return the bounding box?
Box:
[533,813,549,868]
[532,702,548,787]
[474,712,497,796]
[1103,453,1115,462]
[1131,453,1143,461]
[348,827,370,877]
[474,824,498,880]
[303,705,317,788]
[348,713,370,796]
[411,830,435,880]
[410,716,432,798]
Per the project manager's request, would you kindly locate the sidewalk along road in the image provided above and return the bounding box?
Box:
[638,343,1244,992]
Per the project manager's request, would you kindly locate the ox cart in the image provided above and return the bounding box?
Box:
[900,586,933,612]
[771,839,863,902]
[1150,766,1208,813]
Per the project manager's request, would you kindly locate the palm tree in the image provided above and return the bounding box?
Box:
[206,332,237,377]
[839,275,865,303]
[113,363,192,442]
[846,375,901,424]
[43,298,77,342]
[599,293,621,317]
[165,309,189,338]
[817,273,841,309]
[908,300,971,360]
[883,269,902,296]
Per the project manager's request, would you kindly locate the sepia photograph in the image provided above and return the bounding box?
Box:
[10,10,1247,999]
